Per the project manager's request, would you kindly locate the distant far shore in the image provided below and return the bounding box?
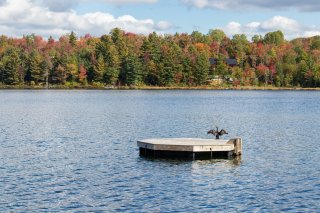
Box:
[1,85,320,91]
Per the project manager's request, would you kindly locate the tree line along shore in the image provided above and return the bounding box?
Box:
[1,29,320,89]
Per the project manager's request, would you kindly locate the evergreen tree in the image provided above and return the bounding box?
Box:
[264,30,285,45]
[160,43,177,86]
[275,62,284,87]
[230,34,249,68]
[69,31,77,47]
[311,36,320,50]
[193,51,210,85]
[120,55,142,86]
[191,31,208,43]
[0,48,20,85]
[208,29,226,43]
[26,50,43,84]
[252,35,263,43]
[110,28,128,60]
[144,60,158,85]
[93,55,106,82]
[96,35,120,85]
[66,59,78,82]
[181,54,193,86]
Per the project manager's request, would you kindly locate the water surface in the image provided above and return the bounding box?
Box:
[0,90,319,212]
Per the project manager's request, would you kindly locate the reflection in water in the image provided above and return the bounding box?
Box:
[0,90,319,212]
[139,154,242,166]
[232,155,242,165]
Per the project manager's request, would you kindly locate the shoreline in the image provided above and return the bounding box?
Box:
[1,85,320,91]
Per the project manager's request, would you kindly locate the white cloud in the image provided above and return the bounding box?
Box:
[225,22,241,34]
[260,16,300,33]
[182,0,320,11]
[0,0,171,38]
[304,31,320,37]
[222,16,320,40]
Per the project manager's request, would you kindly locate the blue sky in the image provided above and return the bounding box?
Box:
[0,0,320,40]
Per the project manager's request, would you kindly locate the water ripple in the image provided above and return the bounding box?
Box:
[0,90,319,212]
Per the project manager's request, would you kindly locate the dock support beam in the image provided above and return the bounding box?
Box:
[233,138,242,156]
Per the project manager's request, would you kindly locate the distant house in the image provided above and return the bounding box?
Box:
[209,58,237,67]
[207,75,224,86]
[207,58,237,85]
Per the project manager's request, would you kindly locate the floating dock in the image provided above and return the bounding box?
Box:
[137,138,242,160]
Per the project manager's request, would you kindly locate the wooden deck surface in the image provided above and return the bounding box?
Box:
[137,138,235,152]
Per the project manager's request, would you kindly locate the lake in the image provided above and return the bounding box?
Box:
[0,90,319,212]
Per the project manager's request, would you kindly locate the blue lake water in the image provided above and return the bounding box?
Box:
[0,90,319,212]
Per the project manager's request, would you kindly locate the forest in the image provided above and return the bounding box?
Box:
[1,28,320,88]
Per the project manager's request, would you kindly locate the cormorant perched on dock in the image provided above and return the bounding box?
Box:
[207,127,228,139]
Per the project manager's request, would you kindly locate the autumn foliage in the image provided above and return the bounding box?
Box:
[0,29,320,87]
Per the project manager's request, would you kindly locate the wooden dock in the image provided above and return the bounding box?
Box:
[137,138,242,160]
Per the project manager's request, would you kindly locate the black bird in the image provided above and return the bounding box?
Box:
[207,126,228,139]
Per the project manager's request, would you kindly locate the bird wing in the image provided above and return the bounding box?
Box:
[207,129,216,135]
[219,129,228,135]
